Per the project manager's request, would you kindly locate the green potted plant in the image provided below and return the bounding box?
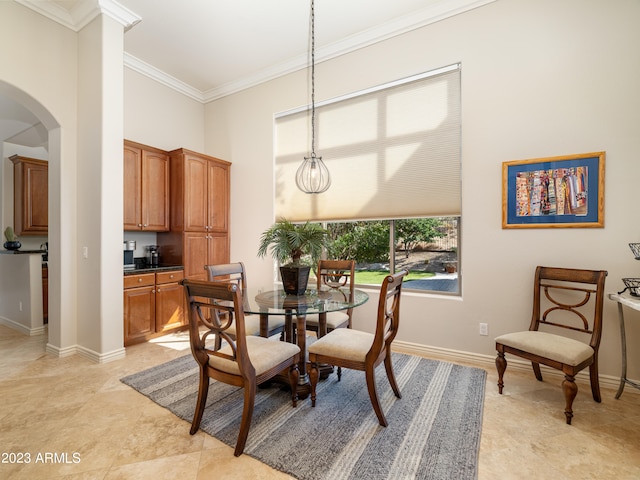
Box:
[3,226,21,251]
[258,218,327,295]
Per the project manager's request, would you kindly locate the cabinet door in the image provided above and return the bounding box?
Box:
[156,282,185,332]
[208,232,230,267]
[123,144,142,230]
[123,286,155,346]
[184,154,208,232]
[141,150,170,231]
[26,162,48,233]
[183,232,208,281]
[208,161,229,233]
[11,156,48,235]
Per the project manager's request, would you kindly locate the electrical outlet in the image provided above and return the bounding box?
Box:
[479,323,488,336]
[82,246,88,259]
[19,301,23,312]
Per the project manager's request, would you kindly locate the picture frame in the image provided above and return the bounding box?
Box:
[502,152,605,229]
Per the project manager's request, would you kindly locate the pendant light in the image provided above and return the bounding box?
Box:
[295,0,331,194]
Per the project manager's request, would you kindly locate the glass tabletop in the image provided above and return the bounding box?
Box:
[243,286,369,316]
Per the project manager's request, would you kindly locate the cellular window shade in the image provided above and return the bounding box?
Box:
[275,64,461,222]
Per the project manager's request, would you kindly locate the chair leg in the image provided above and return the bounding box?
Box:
[234,382,256,456]
[496,352,506,394]
[365,366,388,427]
[589,362,601,403]
[383,352,402,399]
[562,374,578,425]
[289,364,300,407]
[190,369,210,435]
[309,361,319,407]
[532,362,543,381]
[337,366,342,381]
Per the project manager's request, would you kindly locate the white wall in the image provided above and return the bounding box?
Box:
[0,253,44,335]
[0,1,79,353]
[0,3,135,361]
[204,0,640,379]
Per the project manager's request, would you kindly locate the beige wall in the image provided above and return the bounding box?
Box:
[2,0,639,380]
[203,0,640,379]
[124,69,205,152]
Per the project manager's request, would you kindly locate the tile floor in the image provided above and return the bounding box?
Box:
[1,324,639,480]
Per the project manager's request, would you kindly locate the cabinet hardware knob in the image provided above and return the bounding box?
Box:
[138,278,142,283]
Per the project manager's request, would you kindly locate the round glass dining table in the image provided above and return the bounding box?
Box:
[242,286,369,396]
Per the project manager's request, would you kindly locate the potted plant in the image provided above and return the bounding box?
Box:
[258,218,327,295]
[3,226,21,251]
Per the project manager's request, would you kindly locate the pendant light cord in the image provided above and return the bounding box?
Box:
[310,0,317,157]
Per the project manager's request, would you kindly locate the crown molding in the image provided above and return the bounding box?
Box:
[202,0,495,102]
[16,0,140,32]
[124,53,205,103]
[16,0,494,103]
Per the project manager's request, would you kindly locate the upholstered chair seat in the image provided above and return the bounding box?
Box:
[210,336,301,376]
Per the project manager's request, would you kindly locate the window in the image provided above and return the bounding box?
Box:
[325,217,459,294]
[275,64,461,295]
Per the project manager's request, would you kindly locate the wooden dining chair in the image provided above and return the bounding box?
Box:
[205,262,285,344]
[308,270,408,427]
[304,259,356,337]
[495,266,607,424]
[183,279,300,456]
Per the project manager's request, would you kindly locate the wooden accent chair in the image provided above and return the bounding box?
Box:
[183,279,300,456]
[205,262,285,345]
[308,270,408,427]
[305,259,356,337]
[495,266,607,425]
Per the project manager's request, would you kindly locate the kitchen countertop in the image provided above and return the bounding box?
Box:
[0,249,46,254]
[124,265,184,275]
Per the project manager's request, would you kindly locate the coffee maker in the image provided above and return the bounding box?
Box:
[146,245,160,267]
[123,240,135,270]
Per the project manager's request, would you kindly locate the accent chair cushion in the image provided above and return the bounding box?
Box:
[308,328,373,362]
[304,311,349,329]
[209,336,300,376]
[495,331,594,366]
[225,315,285,337]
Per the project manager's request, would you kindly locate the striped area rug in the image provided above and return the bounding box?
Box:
[121,352,486,480]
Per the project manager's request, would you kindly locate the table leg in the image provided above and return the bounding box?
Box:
[318,311,328,338]
[296,313,308,386]
[615,302,627,399]
[259,313,268,338]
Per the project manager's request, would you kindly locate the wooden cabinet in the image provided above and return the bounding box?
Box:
[10,155,48,235]
[158,149,231,280]
[123,140,170,232]
[123,273,155,346]
[123,269,185,346]
[155,270,185,333]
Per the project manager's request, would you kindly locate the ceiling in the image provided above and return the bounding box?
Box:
[2,0,491,146]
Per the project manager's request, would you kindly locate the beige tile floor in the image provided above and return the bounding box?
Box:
[1,324,639,480]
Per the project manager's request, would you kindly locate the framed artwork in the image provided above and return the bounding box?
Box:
[502,152,605,229]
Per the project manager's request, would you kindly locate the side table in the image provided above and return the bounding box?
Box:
[607,292,640,398]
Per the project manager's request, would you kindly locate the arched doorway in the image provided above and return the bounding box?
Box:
[0,81,65,351]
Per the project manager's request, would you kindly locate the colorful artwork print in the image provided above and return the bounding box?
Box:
[515,167,587,217]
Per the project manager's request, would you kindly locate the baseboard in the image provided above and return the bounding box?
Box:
[45,343,126,364]
[0,316,46,336]
[393,339,639,395]
[46,343,78,357]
